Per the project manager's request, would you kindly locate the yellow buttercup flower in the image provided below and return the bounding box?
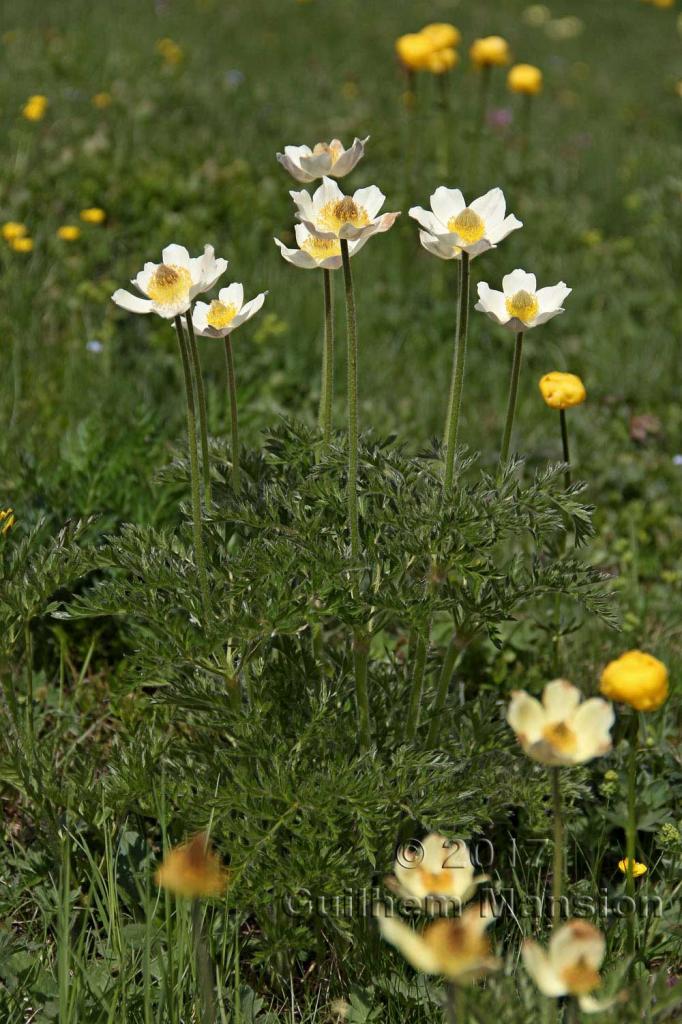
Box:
[92,92,112,109]
[420,22,462,50]
[539,372,586,410]
[395,33,434,71]
[508,63,543,95]
[470,36,511,69]
[57,225,81,241]
[618,858,647,878]
[80,207,106,224]
[10,237,34,253]
[1,509,16,535]
[155,833,229,898]
[427,47,459,74]
[2,221,27,241]
[600,650,669,712]
[22,94,48,121]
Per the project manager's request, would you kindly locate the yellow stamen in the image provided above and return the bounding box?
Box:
[505,289,539,324]
[301,236,342,261]
[147,264,192,305]
[447,207,485,244]
[206,300,238,330]
[417,867,458,893]
[319,196,369,234]
[542,721,577,755]
[561,958,601,995]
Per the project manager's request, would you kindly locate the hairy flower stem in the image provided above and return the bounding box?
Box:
[560,409,571,489]
[443,252,471,491]
[626,713,638,955]
[174,317,211,615]
[25,619,34,751]
[185,306,212,506]
[550,767,564,927]
[426,634,460,747]
[500,332,525,464]
[319,269,335,443]
[405,632,429,743]
[191,900,216,1024]
[223,337,241,494]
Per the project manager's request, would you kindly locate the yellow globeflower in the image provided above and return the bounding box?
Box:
[618,858,647,878]
[470,36,511,69]
[508,63,543,95]
[22,94,48,121]
[427,47,459,74]
[80,207,106,224]
[10,237,34,253]
[155,833,229,898]
[57,225,81,241]
[395,32,434,72]
[92,92,112,109]
[1,509,16,535]
[600,650,669,712]
[2,221,27,241]
[539,372,586,410]
[420,22,462,49]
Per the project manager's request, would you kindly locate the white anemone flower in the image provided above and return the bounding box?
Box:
[190,283,266,339]
[523,920,621,1012]
[273,223,369,271]
[386,833,488,909]
[409,187,522,259]
[507,680,614,767]
[112,244,228,319]
[277,136,369,183]
[290,177,400,243]
[476,269,571,332]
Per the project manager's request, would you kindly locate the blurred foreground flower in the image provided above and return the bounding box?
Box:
[191,283,266,339]
[277,137,368,183]
[291,177,400,243]
[386,833,487,907]
[507,679,614,766]
[600,650,668,711]
[539,372,586,409]
[470,36,511,69]
[22,94,47,121]
[618,858,647,878]
[410,186,521,260]
[2,221,27,241]
[57,225,81,241]
[80,207,106,224]
[156,833,228,898]
[112,243,227,319]
[476,270,570,331]
[523,920,620,1012]
[508,63,543,95]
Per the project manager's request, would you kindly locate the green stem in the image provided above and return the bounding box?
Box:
[224,336,241,494]
[500,332,525,464]
[191,900,216,1024]
[405,631,429,743]
[319,269,334,443]
[426,634,460,747]
[443,252,471,491]
[560,409,571,489]
[445,981,465,1024]
[185,305,212,506]
[341,240,360,560]
[550,767,564,927]
[626,713,638,954]
[353,630,371,751]
[25,619,34,750]
[174,317,211,615]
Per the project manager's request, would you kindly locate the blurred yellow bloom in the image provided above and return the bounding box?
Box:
[0,509,16,535]
[420,22,461,49]
[22,94,47,121]
[600,650,669,712]
[470,36,511,69]
[57,225,81,241]
[508,63,543,95]
[156,37,184,66]
[155,833,229,898]
[80,207,106,224]
[395,33,433,71]
[2,221,27,241]
[618,858,647,877]
[523,3,552,25]
[539,372,586,410]
[427,47,458,74]
[644,0,675,7]
[92,91,112,109]
[10,237,34,253]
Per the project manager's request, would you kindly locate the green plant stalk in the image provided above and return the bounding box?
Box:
[24,618,34,750]
[192,900,216,1024]
[443,252,471,491]
[174,316,211,615]
[550,767,564,927]
[445,981,466,1024]
[58,829,72,1023]
[560,409,571,489]
[500,331,525,463]
[319,268,334,443]
[223,336,241,493]
[185,304,212,505]
[341,240,360,559]
[426,634,460,746]
[626,712,638,954]
[353,630,371,751]
[404,632,429,742]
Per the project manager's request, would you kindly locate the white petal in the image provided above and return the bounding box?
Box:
[290,187,316,223]
[274,237,319,269]
[278,152,315,183]
[507,690,546,745]
[502,269,536,295]
[431,187,465,225]
[191,301,210,332]
[542,680,582,723]
[579,993,621,1014]
[229,291,267,329]
[112,289,154,314]
[161,244,191,269]
[134,262,157,296]
[550,921,605,973]
[530,308,566,328]
[409,206,446,234]
[536,283,572,313]
[470,187,506,224]
[522,942,567,997]
[331,135,368,177]
[570,699,615,763]
[311,177,343,217]
[299,150,335,177]
[475,283,508,323]
[419,230,461,260]
[488,214,523,244]
[353,185,385,220]
[377,914,441,974]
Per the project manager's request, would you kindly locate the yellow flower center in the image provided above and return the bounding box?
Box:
[301,236,342,261]
[312,140,343,166]
[206,300,238,329]
[319,197,369,233]
[146,264,192,304]
[561,958,601,995]
[505,289,539,323]
[447,207,485,244]
[542,721,577,755]
[417,867,458,892]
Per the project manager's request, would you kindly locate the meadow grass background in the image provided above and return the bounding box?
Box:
[1,0,682,1021]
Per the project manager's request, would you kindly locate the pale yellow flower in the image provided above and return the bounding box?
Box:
[523,920,621,1012]
[386,833,488,909]
[507,680,614,766]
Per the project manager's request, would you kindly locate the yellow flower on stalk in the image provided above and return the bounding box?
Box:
[57,225,81,241]
[92,91,112,109]
[508,63,543,95]
[22,94,48,121]
[155,833,229,898]
[618,858,647,878]
[377,903,500,983]
[420,22,462,49]
[385,834,489,909]
[470,36,511,69]
[10,237,33,253]
[80,207,106,224]
[600,650,669,712]
[539,372,586,410]
[507,679,615,766]
[427,47,459,74]
[2,221,27,241]
[1,509,16,535]
[523,920,621,1012]
[395,33,434,71]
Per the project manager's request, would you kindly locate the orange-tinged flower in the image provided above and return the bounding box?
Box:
[600,650,669,711]
[155,833,229,898]
[508,63,543,95]
[470,36,511,69]
[539,372,586,410]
